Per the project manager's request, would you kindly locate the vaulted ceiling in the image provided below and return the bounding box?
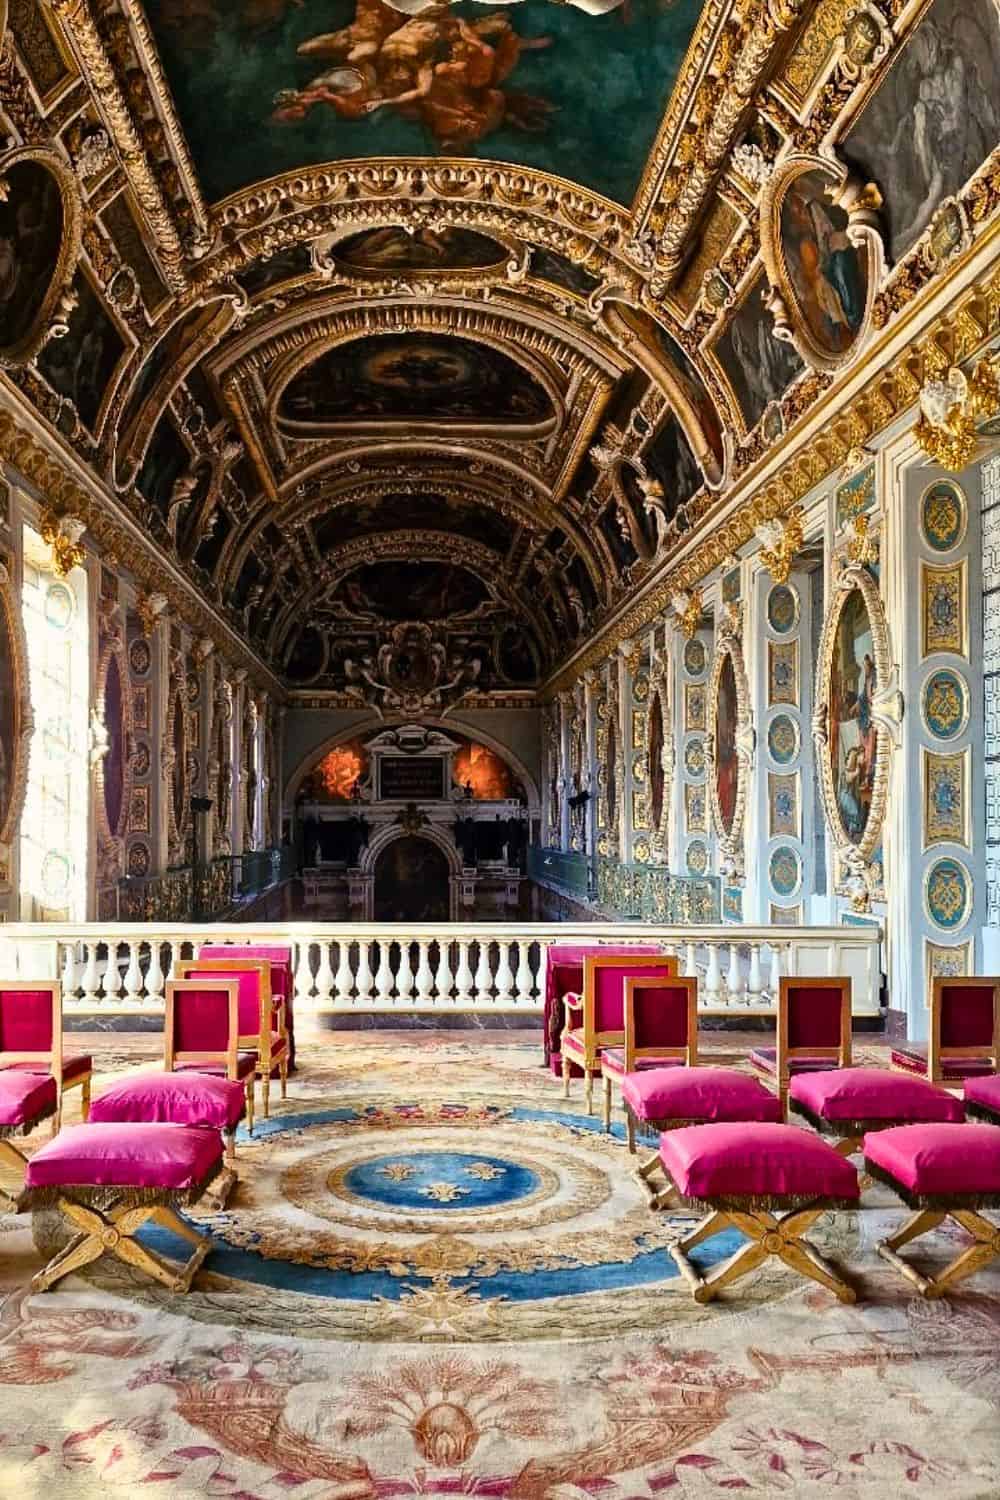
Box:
[3,0,996,700]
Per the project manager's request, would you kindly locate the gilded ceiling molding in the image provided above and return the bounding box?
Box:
[43,0,187,291]
[543,250,1000,696]
[650,0,810,286]
[0,385,282,695]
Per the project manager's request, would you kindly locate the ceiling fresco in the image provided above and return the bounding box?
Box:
[2,0,1000,707]
[144,0,704,206]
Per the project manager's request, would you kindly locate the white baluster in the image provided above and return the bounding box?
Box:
[435,941,454,1004]
[123,942,143,1006]
[354,941,374,1001]
[515,943,533,1006]
[414,941,434,1004]
[314,940,335,1007]
[374,943,393,1004]
[145,940,165,1006]
[726,942,742,1003]
[167,942,183,990]
[747,943,763,1004]
[80,941,100,1007]
[704,941,722,1003]
[60,944,76,1003]
[334,942,354,1005]
[494,942,514,1005]
[395,941,415,1004]
[473,941,493,1004]
[768,941,782,1002]
[294,942,314,1007]
[684,942,697,979]
[454,942,474,1004]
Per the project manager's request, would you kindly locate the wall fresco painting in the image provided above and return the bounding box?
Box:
[843,0,1000,261]
[145,0,704,206]
[374,835,450,922]
[714,652,738,837]
[644,413,706,518]
[712,272,804,432]
[302,740,370,801]
[277,334,553,432]
[453,741,518,801]
[828,585,876,846]
[36,272,125,434]
[0,158,65,359]
[778,167,868,356]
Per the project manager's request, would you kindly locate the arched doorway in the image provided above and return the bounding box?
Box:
[373,835,451,922]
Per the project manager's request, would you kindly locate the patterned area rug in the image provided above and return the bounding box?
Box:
[2,1035,1000,1497]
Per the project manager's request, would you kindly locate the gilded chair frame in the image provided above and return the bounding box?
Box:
[164,975,253,1136]
[607,974,699,1146]
[175,957,286,1115]
[0,979,89,1131]
[771,976,852,1113]
[562,953,679,1115]
[927,976,1000,1084]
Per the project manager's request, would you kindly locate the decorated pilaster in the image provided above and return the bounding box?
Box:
[670,592,710,880]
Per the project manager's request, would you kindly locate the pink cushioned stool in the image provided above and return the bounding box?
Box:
[964,1074,1000,1124]
[91,1072,246,1206]
[17,1122,223,1294]
[0,1072,58,1209]
[790,1067,964,1156]
[656,1122,859,1304]
[865,1123,1000,1298]
[624,1067,783,1209]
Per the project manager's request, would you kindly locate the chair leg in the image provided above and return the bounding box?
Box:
[877,1209,999,1299]
[280,1057,288,1100]
[627,1111,636,1154]
[80,1075,91,1123]
[602,1073,612,1132]
[245,1078,255,1136]
[261,1067,271,1119]
[562,1052,570,1100]
[585,1068,594,1117]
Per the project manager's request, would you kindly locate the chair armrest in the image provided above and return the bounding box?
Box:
[562,992,583,1023]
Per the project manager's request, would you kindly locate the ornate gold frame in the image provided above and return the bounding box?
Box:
[0,146,82,369]
[812,561,898,902]
[645,653,672,864]
[163,653,189,867]
[705,605,753,879]
[93,604,135,884]
[0,559,33,856]
[759,151,884,374]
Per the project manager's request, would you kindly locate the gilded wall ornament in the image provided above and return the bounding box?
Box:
[760,155,884,373]
[924,938,973,1005]
[925,856,972,933]
[921,560,967,659]
[923,748,969,850]
[813,561,896,901]
[919,479,967,554]
[922,668,968,741]
[769,843,801,898]
[766,581,799,635]
[914,359,1000,471]
[755,510,803,585]
[769,772,799,838]
[767,712,799,764]
[768,639,799,706]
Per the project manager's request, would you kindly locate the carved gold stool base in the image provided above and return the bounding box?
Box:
[876,1209,1000,1299]
[31,1198,213,1295]
[671,1202,857,1305]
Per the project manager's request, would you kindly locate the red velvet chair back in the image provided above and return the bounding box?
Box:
[177,960,270,1043]
[164,977,240,1079]
[0,986,56,1054]
[624,977,698,1069]
[931,978,1000,1077]
[584,955,679,1040]
[199,944,292,1003]
[779,977,852,1075]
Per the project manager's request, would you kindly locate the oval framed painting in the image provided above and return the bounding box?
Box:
[0,561,32,852]
[815,563,892,866]
[645,665,670,862]
[0,148,82,367]
[95,629,133,871]
[706,623,752,869]
[170,684,187,843]
[761,156,882,374]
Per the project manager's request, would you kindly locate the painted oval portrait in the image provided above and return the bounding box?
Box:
[714,652,739,836]
[779,167,868,360]
[0,157,68,362]
[647,691,665,832]
[827,584,878,846]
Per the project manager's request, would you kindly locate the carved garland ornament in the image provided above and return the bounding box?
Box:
[812,560,900,908]
[705,605,754,881]
[0,146,83,369]
[0,561,33,862]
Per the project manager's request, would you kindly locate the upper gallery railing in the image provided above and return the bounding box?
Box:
[527,847,721,922]
[0,921,882,1017]
[115,846,295,921]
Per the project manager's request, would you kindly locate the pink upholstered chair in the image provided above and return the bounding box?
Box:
[175,957,288,1116]
[544,943,660,1077]
[164,975,256,1134]
[0,980,92,1130]
[198,943,295,1070]
[891,977,1000,1083]
[749,976,852,1111]
[561,954,678,1115]
[601,975,698,1136]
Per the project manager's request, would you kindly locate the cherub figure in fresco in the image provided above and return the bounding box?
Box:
[272,1,554,150]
